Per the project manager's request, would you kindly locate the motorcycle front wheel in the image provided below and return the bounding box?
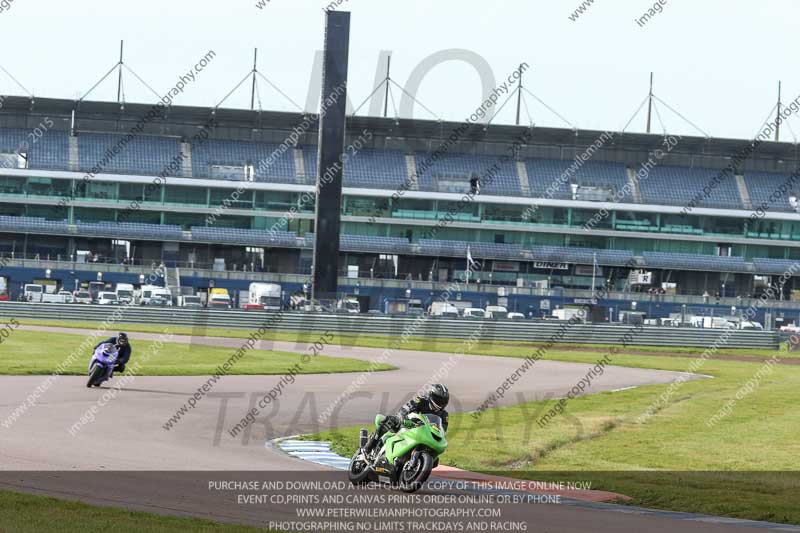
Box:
[398,451,433,493]
[86,364,104,388]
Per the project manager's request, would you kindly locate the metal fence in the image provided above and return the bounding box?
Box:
[2,256,800,310]
[0,302,779,349]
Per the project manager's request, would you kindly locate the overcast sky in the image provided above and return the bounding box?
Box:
[1,0,799,141]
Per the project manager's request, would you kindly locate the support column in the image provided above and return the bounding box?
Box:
[312,10,351,302]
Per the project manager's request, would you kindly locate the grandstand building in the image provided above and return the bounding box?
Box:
[1,95,799,323]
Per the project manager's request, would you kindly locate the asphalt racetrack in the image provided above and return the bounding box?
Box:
[0,326,781,532]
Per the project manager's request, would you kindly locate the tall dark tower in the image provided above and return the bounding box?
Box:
[312,10,350,302]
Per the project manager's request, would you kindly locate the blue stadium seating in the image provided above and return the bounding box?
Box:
[639,166,743,209]
[0,128,28,157]
[752,257,800,275]
[340,234,414,254]
[419,239,524,260]
[415,240,635,266]
[642,251,747,272]
[304,148,409,189]
[744,171,800,213]
[191,139,295,182]
[0,215,69,233]
[78,133,182,177]
[76,221,184,240]
[525,159,631,201]
[0,128,69,171]
[529,245,634,267]
[190,226,299,246]
[304,233,414,254]
[414,153,521,196]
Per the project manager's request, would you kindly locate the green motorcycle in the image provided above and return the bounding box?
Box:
[348,412,448,493]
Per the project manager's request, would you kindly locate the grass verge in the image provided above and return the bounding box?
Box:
[0,490,271,533]
[308,348,800,525]
[0,330,395,376]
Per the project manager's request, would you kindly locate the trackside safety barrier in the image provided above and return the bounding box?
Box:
[0,302,779,349]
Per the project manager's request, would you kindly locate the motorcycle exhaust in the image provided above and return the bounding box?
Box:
[359,428,368,449]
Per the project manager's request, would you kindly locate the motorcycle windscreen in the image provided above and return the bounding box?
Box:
[425,414,444,434]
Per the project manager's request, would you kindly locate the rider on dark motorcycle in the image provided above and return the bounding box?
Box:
[364,384,449,455]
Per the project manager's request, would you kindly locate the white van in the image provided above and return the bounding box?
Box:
[485,305,509,319]
[140,285,172,306]
[462,308,485,319]
[97,292,120,305]
[429,302,459,318]
[115,283,135,304]
[23,284,44,302]
[248,283,282,311]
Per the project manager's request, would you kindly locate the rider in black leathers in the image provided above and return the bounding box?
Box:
[94,332,132,375]
[364,384,449,455]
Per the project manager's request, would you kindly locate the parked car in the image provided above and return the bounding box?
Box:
[146,296,169,307]
[178,295,204,308]
[73,291,92,304]
[462,308,485,319]
[507,312,525,320]
[97,292,120,305]
[57,290,74,304]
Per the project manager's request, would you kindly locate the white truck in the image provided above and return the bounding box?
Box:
[115,283,135,304]
[248,283,282,311]
[690,316,735,329]
[551,308,586,321]
[485,305,509,319]
[208,288,232,309]
[429,301,459,318]
[24,284,68,303]
[140,285,173,306]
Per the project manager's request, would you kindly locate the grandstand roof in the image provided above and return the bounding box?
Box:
[1,95,799,173]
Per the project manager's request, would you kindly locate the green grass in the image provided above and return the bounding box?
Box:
[9,318,800,524]
[0,490,271,533]
[309,348,800,525]
[0,330,395,376]
[15,316,794,359]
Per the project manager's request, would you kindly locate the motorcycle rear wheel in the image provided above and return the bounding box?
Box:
[347,451,371,485]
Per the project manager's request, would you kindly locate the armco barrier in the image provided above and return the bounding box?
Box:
[0,302,779,349]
